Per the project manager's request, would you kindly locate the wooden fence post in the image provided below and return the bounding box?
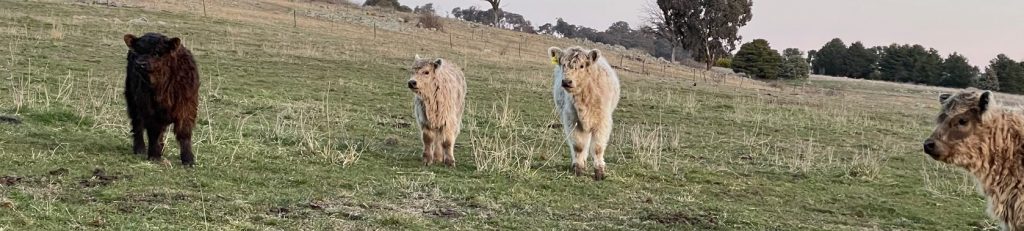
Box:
[517,36,522,58]
[641,59,647,75]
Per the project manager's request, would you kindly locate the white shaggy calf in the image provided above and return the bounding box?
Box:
[407,55,467,167]
[549,46,621,180]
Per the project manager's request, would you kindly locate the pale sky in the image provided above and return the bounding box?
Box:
[355,0,1023,67]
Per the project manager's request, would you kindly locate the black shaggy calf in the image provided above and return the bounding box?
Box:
[123,33,200,166]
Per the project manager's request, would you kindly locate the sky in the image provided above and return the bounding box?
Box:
[354,0,1024,67]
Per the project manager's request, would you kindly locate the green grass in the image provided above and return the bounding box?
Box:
[0,0,997,230]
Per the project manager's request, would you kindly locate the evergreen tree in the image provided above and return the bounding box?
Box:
[846,42,878,78]
[877,44,942,84]
[813,38,849,76]
[732,39,782,79]
[779,48,810,79]
[987,54,1024,94]
[976,67,1001,90]
[939,53,978,88]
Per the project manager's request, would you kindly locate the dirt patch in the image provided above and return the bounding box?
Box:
[0,115,21,125]
[48,168,69,176]
[383,137,399,147]
[378,118,411,129]
[0,176,22,186]
[132,191,192,203]
[1,198,13,209]
[267,200,367,221]
[424,207,464,219]
[1,168,74,187]
[643,211,720,227]
[79,168,127,188]
[547,122,562,129]
[269,206,294,217]
[74,0,131,7]
[115,191,204,213]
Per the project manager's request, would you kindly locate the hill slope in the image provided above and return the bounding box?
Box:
[0,0,995,229]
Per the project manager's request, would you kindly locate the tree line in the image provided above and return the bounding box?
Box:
[449,6,685,62]
[809,38,1023,93]
[442,0,755,70]
[369,0,1024,93]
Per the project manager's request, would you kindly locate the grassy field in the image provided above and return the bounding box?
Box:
[0,0,999,229]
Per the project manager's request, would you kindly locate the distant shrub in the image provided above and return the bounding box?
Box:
[308,0,356,6]
[413,3,435,15]
[417,12,444,31]
[363,0,411,12]
[714,58,732,68]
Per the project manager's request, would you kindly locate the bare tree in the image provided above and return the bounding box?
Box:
[483,0,501,28]
[643,1,683,63]
[658,0,753,70]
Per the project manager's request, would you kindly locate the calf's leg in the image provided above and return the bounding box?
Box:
[146,124,167,161]
[441,135,456,168]
[570,127,592,176]
[174,122,196,167]
[421,130,435,166]
[432,135,445,164]
[590,125,613,181]
[130,117,146,154]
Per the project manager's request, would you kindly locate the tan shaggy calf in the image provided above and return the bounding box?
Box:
[549,46,621,180]
[924,89,1024,230]
[407,55,466,167]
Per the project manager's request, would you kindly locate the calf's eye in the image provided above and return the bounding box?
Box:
[958,118,968,126]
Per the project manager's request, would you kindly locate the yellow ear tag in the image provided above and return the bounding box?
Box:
[550,56,558,65]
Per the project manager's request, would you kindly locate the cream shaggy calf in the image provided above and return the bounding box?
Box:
[408,55,466,167]
[549,46,621,180]
[924,89,1024,230]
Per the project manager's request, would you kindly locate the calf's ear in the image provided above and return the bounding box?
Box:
[123,34,137,49]
[548,47,563,64]
[167,37,182,50]
[432,58,443,68]
[588,49,602,63]
[979,91,993,114]
[938,93,952,103]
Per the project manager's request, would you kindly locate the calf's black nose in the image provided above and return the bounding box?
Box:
[561,79,573,88]
[408,80,417,89]
[923,139,937,157]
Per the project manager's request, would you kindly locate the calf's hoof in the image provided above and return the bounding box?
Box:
[572,164,584,176]
[443,158,455,168]
[422,158,433,166]
[593,168,606,181]
[132,146,145,155]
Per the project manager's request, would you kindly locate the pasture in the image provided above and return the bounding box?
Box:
[0,0,1000,229]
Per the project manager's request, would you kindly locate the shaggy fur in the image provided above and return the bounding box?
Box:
[549,46,621,180]
[924,89,1024,230]
[408,55,466,167]
[123,33,200,166]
